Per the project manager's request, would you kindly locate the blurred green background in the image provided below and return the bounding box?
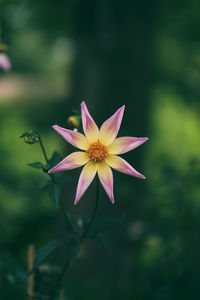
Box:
[1,0,200,299]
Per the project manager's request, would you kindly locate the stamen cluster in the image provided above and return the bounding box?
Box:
[87,141,107,162]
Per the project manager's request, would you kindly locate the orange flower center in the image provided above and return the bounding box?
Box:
[87,141,108,162]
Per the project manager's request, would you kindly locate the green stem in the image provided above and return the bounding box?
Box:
[36,133,100,298]
[37,132,49,165]
[48,258,71,300]
[49,178,100,298]
[59,197,80,238]
[81,176,100,241]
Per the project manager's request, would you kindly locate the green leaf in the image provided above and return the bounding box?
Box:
[0,251,26,288]
[92,233,112,255]
[39,179,53,191]
[90,214,126,235]
[59,173,72,184]
[64,212,78,234]
[77,216,90,231]
[64,213,89,235]
[28,238,66,275]
[42,165,50,173]
[49,151,62,168]
[28,162,43,169]
[65,238,80,265]
[48,184,60,209]
[19,132,27,138]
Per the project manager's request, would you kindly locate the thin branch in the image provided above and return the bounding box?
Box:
[81,176,100,241]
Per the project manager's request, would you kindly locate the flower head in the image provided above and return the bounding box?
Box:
[48,102,148,204]
[0,53,11,71]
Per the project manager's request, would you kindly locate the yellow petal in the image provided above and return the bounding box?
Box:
[107,137,149,154]
[53,125,90,150]
[97,161,114,203]
[99,105,125,146]
[49,151,89,173]
[105,154,145,179]
[81,101,99,143]
[75,161,98,204]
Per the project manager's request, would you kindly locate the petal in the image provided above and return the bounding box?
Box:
[99,105,125,146]
[81,101,99,143]
[53,125,89,150]
[97,161,114,203]
[105,154,145,179]
[75,161,97,205]
[107,137,149,154]
[48,152,89,173]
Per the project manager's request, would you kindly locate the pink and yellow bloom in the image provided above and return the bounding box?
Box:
[48,102,148,204]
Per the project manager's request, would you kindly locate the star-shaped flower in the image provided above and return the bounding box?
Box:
[48,102,148,204]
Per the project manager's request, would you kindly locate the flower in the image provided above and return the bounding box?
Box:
[0,53,11,71]
[48,102,148,204]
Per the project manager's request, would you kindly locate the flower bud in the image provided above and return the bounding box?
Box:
[67,115,81,129]
[20,131,39,144]
[0,43,8,52]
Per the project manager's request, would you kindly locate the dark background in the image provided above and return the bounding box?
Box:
[1,0,200,299]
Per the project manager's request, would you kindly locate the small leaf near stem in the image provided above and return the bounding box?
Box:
[81,176,100,241]
[28,162,43,169]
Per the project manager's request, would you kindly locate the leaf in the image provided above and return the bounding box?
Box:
[49,151,62,168]
[64,212,78,234]
[65,238,80,265]
[59,173,72,184]
[42,165,50,173]
[90,214,126,235]
[28,238,66,276]
[77,216,90,231]
[48,184,60,209]
[39,179,53,191]
[64,213,89,235]
[28,162,43,169]
[19,132,27,138]
[0,251,26,288]
[92,233,112,255]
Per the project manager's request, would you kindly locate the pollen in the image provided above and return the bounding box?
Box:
[87,141,108,162]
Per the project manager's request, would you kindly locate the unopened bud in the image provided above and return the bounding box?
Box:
[0,43,8,52]
[67,115,81,129]
[20,131,39,144]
